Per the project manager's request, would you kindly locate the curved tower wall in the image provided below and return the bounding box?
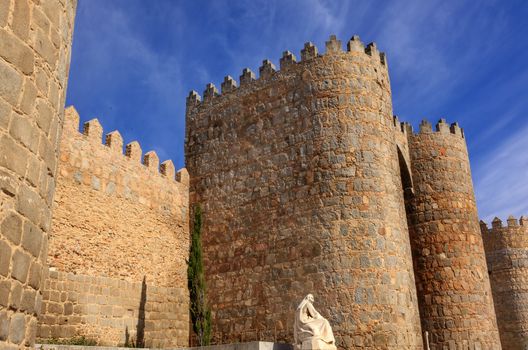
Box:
[0,0,77,347]
[185,35,423,349]
[482,217,528,349]
[406,120,501,349]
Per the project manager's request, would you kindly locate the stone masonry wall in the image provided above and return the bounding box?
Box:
[0,0,76,347]
[406,120,501,349]
[186,35,423,349]
[481,216,528,350]
[37,269,189,348]
[48,106,189,288]
[37,106,190,346]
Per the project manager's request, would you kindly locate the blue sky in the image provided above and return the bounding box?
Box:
[66,0,528,222]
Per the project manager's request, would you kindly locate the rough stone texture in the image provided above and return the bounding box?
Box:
[186,36,423,349]
[481,217,528,349]
[46,107,189,288]
[36,340,293,350]
[406,120,501,349]
[36,106,190,346]
[36,270,189,348]
[0,0,77,348]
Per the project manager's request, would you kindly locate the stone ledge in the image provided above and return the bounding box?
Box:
[36,341,293,350]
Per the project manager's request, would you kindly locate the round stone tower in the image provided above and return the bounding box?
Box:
[406,120,501,349]
[481,216,528,349]
[0,0,77,347]
[186,35,423,348]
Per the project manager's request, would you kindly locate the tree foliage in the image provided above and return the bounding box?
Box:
[187,205,212,346]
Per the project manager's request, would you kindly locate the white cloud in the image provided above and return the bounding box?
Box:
[474,122,528,222]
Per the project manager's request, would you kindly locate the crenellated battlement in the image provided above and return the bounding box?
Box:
[481,215,528,251]
[185,34,388,114]
[64,106,188,184]
[393,117,465,138]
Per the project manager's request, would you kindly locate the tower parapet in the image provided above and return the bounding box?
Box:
[185,35,423,348]
[405,119,501,349]
[481,216,528,349]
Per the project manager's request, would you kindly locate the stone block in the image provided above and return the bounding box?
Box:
[0,0,9,27]
[34,292,43,314]
[0,55,22,106]
[25,316,37,345]
[0,240,12,277]
[16,184,42,228]
[12,0,30,40]
[9,281,22,310]
[0,134,28,177]
[36,99,54,135]
[47,302,63,315]
[64,302,73,315]
[19,79,38,115]
[1,212,23,246]
[0,28,34,75]
[0,280,10,307]
[0,310,9,340]
[9,112,37,154]
[0,99,10,129]
[31,7,51,33]
[20,288,36,314]
[21,220,43,257]
[11,249,30,283]
[31,27,57,68]
[28,262,42,289]
[8,313,25,344]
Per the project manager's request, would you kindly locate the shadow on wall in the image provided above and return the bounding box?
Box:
[125,276,147,347]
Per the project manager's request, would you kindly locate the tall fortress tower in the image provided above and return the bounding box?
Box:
[185,35,501,349]
[1,2,521,346]
[482,217,528,350]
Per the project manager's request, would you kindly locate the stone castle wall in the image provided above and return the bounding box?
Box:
[481,216,528,350]
[37,269,188,348]
[405,120,501,349]
[36,106,190,346]
[186,35,423,348]
[0,0,76,347]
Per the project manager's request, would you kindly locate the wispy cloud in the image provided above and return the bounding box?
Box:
[66,0,528,217]
[474,121,528,222]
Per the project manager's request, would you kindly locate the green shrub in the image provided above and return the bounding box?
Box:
[187,204,212,346]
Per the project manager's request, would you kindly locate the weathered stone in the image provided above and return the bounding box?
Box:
[17,185,42,227]
[22,221,43,257]
[36,99,55,135]
[0,310,9,340]
[1,212,23,245]
[8,313,25,344]
[0,0,9,27]
[28,262,42,290]
[0,58,22,105]
[0,98,10,129]
[9,112,38,152]
[0,135,28,177]
[9,281,22,310]
[31,27,57,68]
[408,129,501,348]
[0,28,34,75]
[0,280,10,307]
[0,0,77,347]
[12,0,30,40]
[19,79,38,115]
[20,288,36,314]
[482,218,528,349]
[11,249,31,283]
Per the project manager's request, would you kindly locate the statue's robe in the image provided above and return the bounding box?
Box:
[294,298,335,348]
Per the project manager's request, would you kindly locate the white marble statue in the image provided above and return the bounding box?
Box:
[294,294,337,350]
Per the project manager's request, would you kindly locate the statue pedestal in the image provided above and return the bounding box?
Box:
[301,338,337,350]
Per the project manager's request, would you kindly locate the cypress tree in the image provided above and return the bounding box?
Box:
[187,205,212,346]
